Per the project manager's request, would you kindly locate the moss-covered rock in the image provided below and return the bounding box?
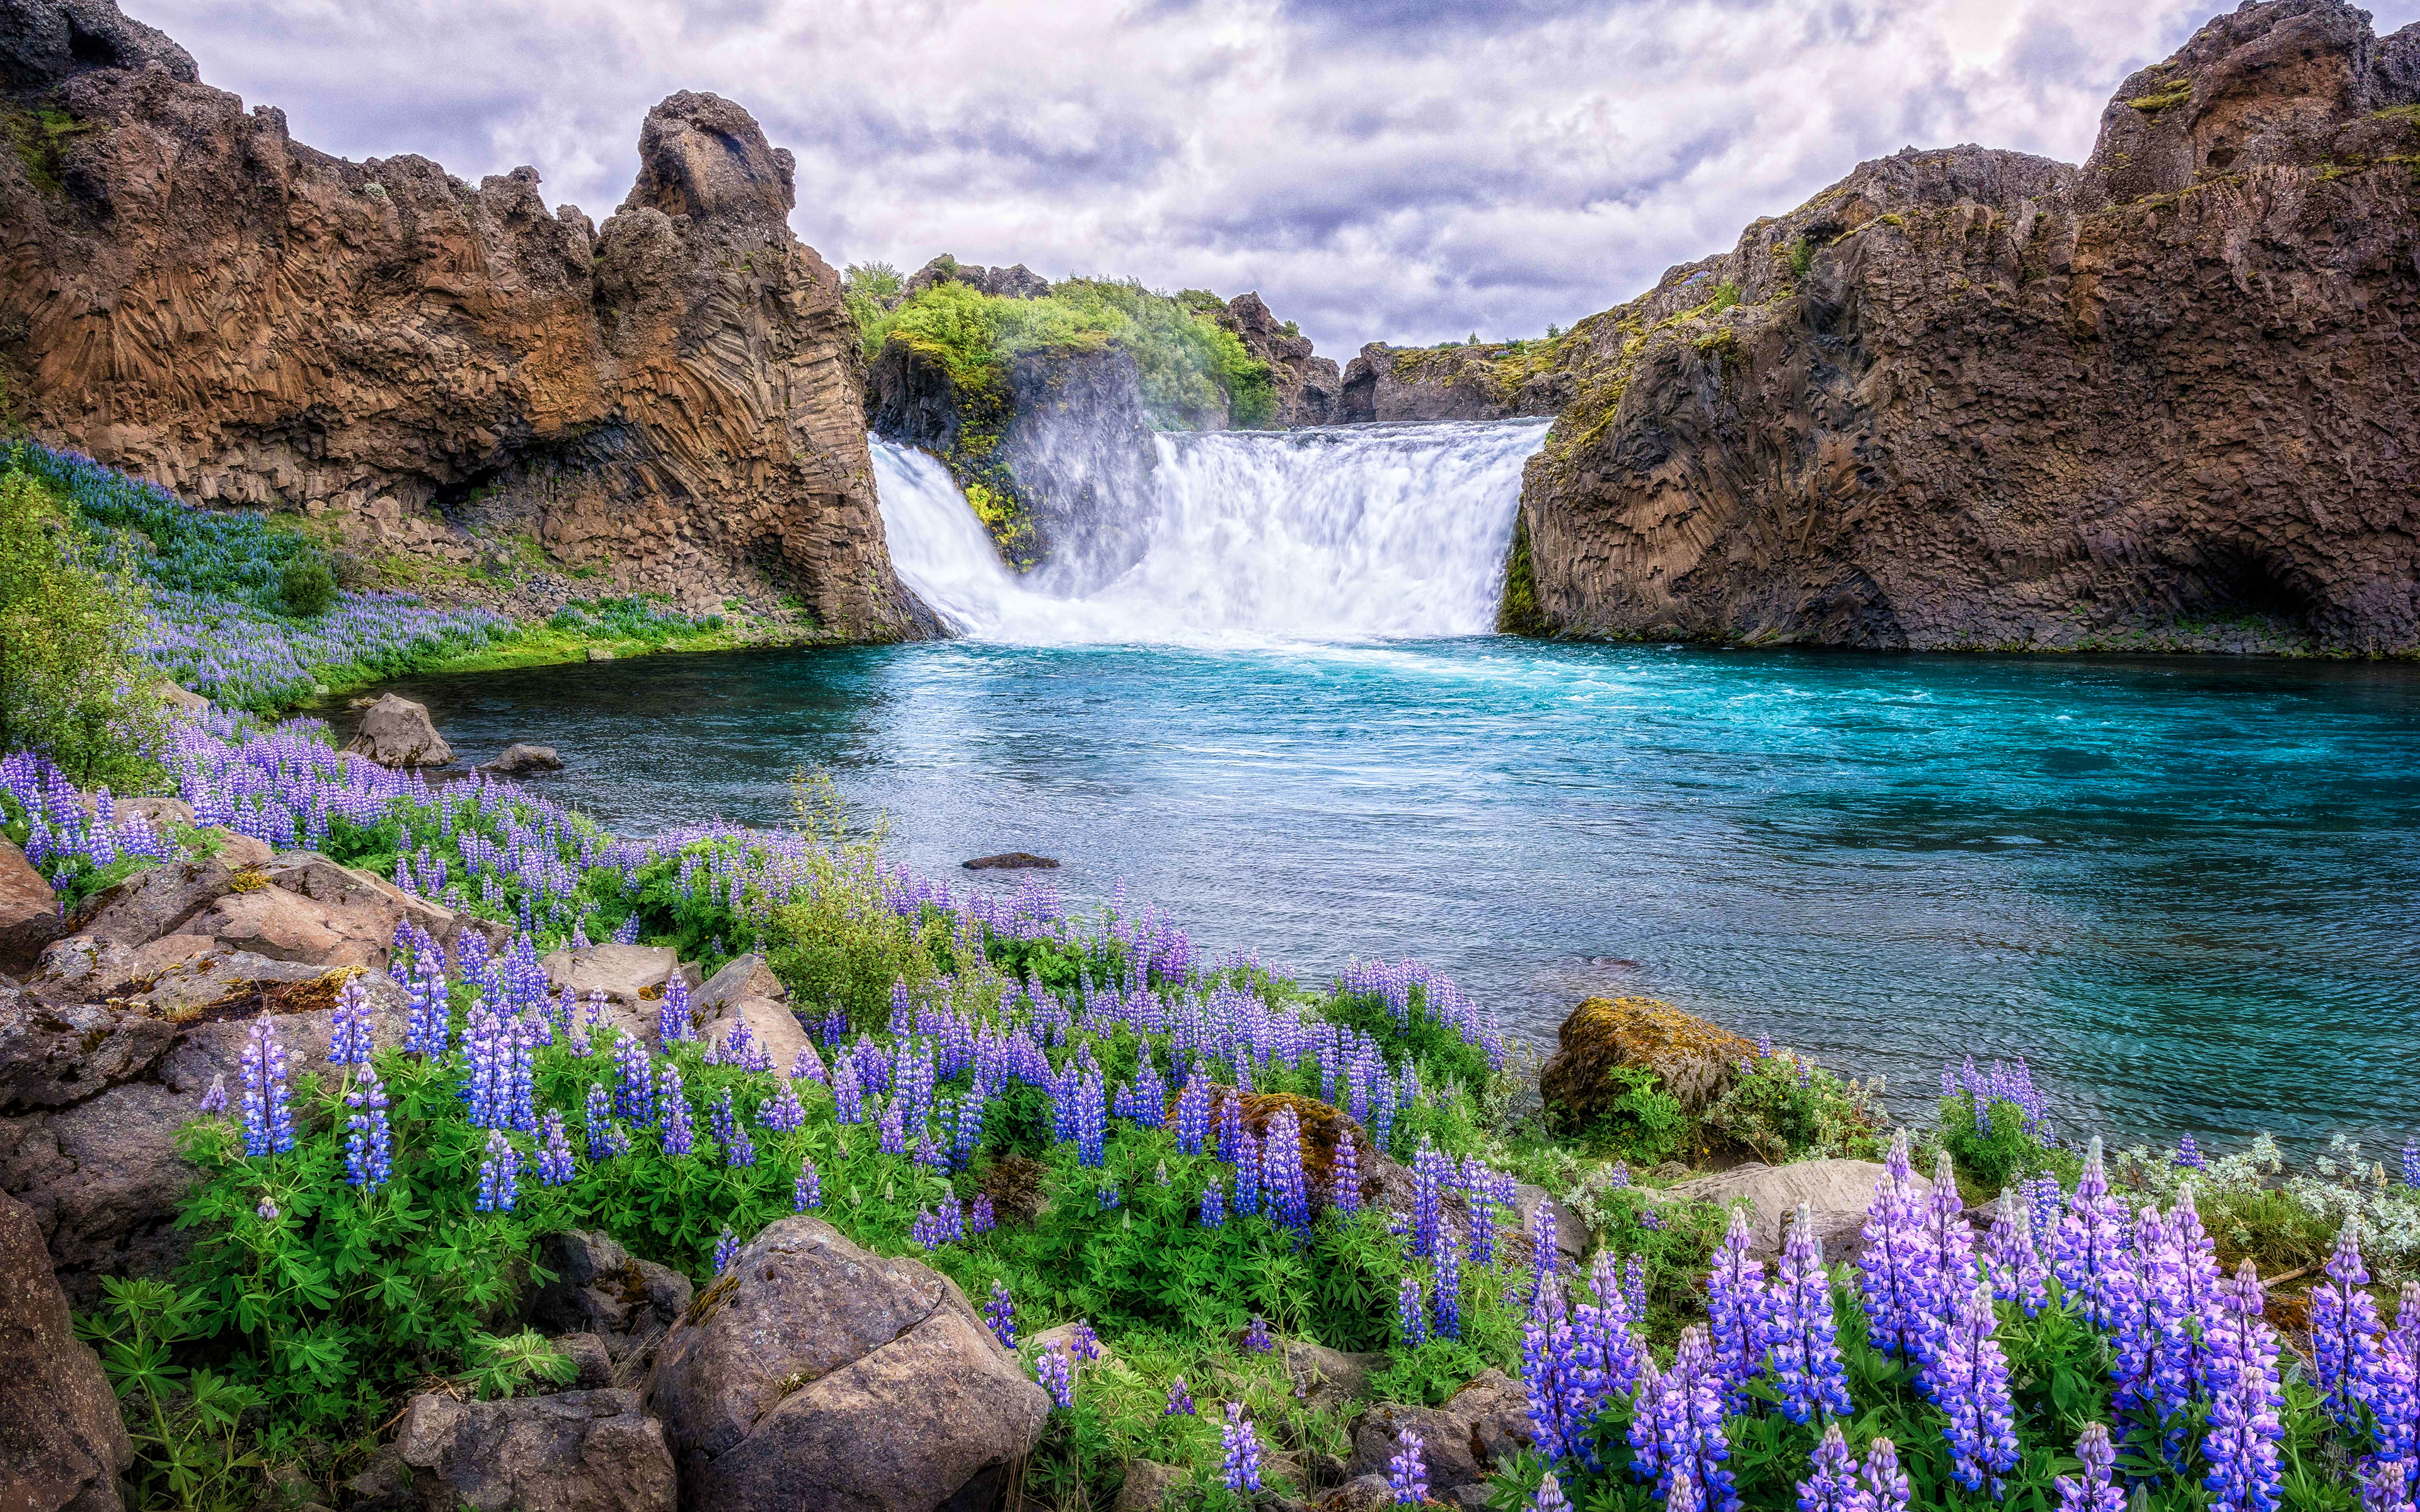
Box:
[1538,996,1755,1133]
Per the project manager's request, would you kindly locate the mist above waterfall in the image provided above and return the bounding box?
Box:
[870,420,1548,644]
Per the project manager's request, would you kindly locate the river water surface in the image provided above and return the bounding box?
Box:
[355,423,2420,1149]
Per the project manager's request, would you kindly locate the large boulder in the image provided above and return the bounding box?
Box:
[1345,1369,1532,1504]
[1538,997,1755,1133]
[68,855,243,950]
[646,1216,1049,1512]
[345,695,453,768]
[0,987,179,1113]
[0,837,64,972]
[1278,1339,1385,1413]
[544,944,677,1008]
[0,1189,132,1512]
[396,1388,676,1512]
[1661,1159,1922,1266]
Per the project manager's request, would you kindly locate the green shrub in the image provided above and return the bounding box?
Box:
[277,553,337,617]
[1702,1052,1884,1164]
[1938,1092,2060,1191]
[1574,1065,1691,1166]
[0,469,166,789]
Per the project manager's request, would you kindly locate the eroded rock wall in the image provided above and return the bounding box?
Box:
[1512,0,2420,653]
[1337,340,1569,424]
[0,0,928,638]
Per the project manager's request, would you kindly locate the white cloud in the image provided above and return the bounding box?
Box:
[132,0,2420,353]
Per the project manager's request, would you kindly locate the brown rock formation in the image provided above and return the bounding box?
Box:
[1338,340,1568,424]
[0,0,928,638]
[900,254,1053,301]
[1537,995,1756,1135]
[1511,0,2420,653]
[1216,291,1339,426]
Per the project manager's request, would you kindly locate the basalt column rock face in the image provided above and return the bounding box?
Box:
[0,0,928,638]
[1512,0,2420,653]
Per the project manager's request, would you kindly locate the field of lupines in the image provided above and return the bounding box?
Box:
[9,711,2420,1510]
[0,442,739,713]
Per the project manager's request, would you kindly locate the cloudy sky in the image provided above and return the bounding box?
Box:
[137,0,2420,355]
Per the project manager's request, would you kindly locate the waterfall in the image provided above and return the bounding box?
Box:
[870,419,1549,643]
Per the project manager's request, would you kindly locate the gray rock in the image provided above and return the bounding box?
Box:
[692,954,785,1012]
[0,991,178,1114]
[69,856,241,951]
[1661,1159,1920,1266]
[529,1230,692,1375]
[0,1189,132,1512]
[1346,1369,1531,1498]
[154,681,211,716]
[645,1216,1049,1512]
[556,1333,615,1391]
[1112,1459,1185,1512]
[543,945,677,1010]
[1277,1338,1385,1413]
[344,694,453,768]
[397,1388,675,1512]
[485,743,563,775]
[962,852,1059,871]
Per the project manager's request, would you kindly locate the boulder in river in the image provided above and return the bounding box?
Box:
[962,852,1059,870]
[485,743,564,775]
[344,694,453,767]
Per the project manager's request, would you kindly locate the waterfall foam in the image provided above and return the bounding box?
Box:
[870,420,1548,644]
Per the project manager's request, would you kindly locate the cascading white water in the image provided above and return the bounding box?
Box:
[870,419,1549,644]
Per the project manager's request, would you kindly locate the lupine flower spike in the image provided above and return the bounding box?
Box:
[2055,1423,2125,1512]
[1221,1402,1264,1492]
[1388,1428,1429,1505]
[1164,1377,1196,1416]
[1035,1344,1073,1410]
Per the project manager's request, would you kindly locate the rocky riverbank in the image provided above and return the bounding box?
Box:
[1504,0,2420,656]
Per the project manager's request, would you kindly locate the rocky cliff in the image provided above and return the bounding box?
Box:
[1218,292,1339,427]
[0,0,928,639]
[1509,0,2420,654]
[1339,341,1567,424]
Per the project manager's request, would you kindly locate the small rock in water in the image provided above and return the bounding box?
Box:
[485,743,564,775]
[963,852,1059,871]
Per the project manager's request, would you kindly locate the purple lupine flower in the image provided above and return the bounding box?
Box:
[2205,1360,2285,1512]
[1164,1377,1196,1416]
[1705,1206,1770,1411]
[1625,1252,1649,1322]
[2164,1186,2227,1399]
[2314,1221,2387,1426]
[1388,1428,1429,1505]
[789,1042,826,1083]
[1263,1107,1311,1237]
[1627,1354,1671,1486]
[832,1055,863,1124]
[2053,1137,2130,1328]
[1411,1142,1449,1261]
[1796,1422,1863,1512]
[2055,1423,2124,1512]
[613,1034,651,1124]
[1530,1200,1560,1299]
[2176,1134,2205,1170]
[1860,1437,1909,1512]
[199,1072,228,1116]
[1243,1315,1272,1354]
[1069,1319,1102,1363]
[969,1193,995,1235]
[1174,1074,1210,1154]
[657,972,692,1044]
[2405,1143,2419,1191]
[876,1094,906,1155]
[404,958,449,1057]
[256,1196,279,1222]
[759,1080,806,1133]
[1770,1203,1850,1423]
[1433,1230,1463,1341]
[655,1062,693,1157]
[2109,1206,2170,1421]
[1233,1125,1260,1215]
[239,1015,295,1157]
[1075,1070,1107,1167]
[327,977,376,1068]
[1220,1402,1264,1492]
[1522,1278,1599,1470]
[475,1128,519,1213]
[583,1082,615,1159]
[1333,1133,1363,1216]
[1670,1327,1741,1512]
[1983,1187,2049,1317]
[1533,1472,1569,1512]
[1399,1272,1429,1348]
[534,1108,575,1186]
[1928,1280,2020,1497]
[1201,1183,1226,1227]
[1858,1133,1928,1359]
[793,1159,822,1211]
[984,1283,1016,1349]
[1035,1344,1073,1411]
[712,1226,740,1275]
[505,1012,538,1132]
[343,1068,391,1190]
[1574,1251,1644,1404]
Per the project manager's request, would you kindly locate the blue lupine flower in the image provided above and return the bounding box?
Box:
[793,1159,822,1211]
[658,972,692,1044]
[877,1095,906,1155]
[1332,1133,1362,1215]
[1928,1280,2020,1496]
[2405,1143,2419,1191]
[1410,1141,1449,1261]
[583,1082,616,1160]
[1983,1187,2049,1317]
[1243,1315,1272,1354]
[2312,1223,2383,1427]
[1433,1231,1463,1341]
[1705,1206,1768,1411]
[1388,1428,1428,1505]
[613,1034,652,1125]
[1860,1437,1910,1512]
[1163,1377,1195,1416]
[326,976,375,1068]
[256,1197,279,1222]
[1533,1473,1570,1512]
[1262,1106,1310,1238]
[2054,1423,2125,1512]
[985,1283,1016,1349]
[1035,1344,1073,1410]
[1398,1273,1428,1348]
[1769,1203,1850,1423]
[199,1073,228,1116]
[2176,1133,2205,1170]
[969,1193,996,1235]
[1075,1071,1107,1167]
[2053,1137,2129,1329]
[1201,1182,1225,1228]
[1234,1127,1260,1215]
[2205,1361,2285,1512]
[833,1056,863,1124]
[713,1226,740,1275]
[239,1015,294,1157]
[656,1062,693,1157]
[343,1068,391,1191]
[536,1110,576,1186]
[1220,1402,1263,1492]
[1858,1133,1928,1359]
[1795,1422,1862,1512]
[475,1129,519,1213]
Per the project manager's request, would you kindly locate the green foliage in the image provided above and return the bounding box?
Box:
[1702,1052,1884,1164]
[76,1278,268,1512]
[546,595,723,646]
[458,1329,577,1400]
[1498,511,1548,636]
[1938,1093,2060,1192]
[1589,1187,1726,1341]
[1576,1066,1690,1166]
[3,105,93,196]
[841,260,904,335]
[1787,236,1816,280]
[1707,281,1743,314]
[278,553,337,617]
[0,469,168,788]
